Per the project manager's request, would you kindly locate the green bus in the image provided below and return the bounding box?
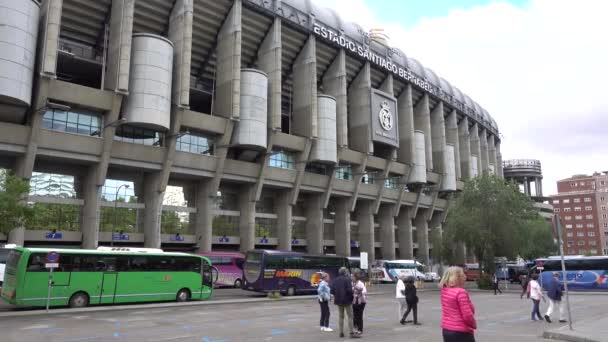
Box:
[1,247,216,308]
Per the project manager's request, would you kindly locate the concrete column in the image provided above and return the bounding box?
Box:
[105,0,134,93]
[38,0,63,77]
[194,180,214,252]
[431,102,446,175]
[213,0,241,119]
[81,167,101,249]
[538,178,543,197]
[334,197,351,257]
[257,18,282,130]
[238,185,256,253]
[305,194,324,255]
[458,117,471,180]
[168,0,193,107]
[523,177,530,196]
[397,84,415,165]
[397,208,413,259]
[414,94,433,170]
[496,142,503,178]
[469,123,482,176]
[479,128,489,173]
[379,205,396,260]
[7,227,25,246]
[143,173,164,248]
[322,49,347,147]
[292,35,318,138]
[414,209,429,266]
[356,201,374,262]
[348,62,372,154]
[487,134,497,173]
[446,110,461,180]
[276,191,292,251]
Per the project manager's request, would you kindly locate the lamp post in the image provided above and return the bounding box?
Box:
[111,184,130,246]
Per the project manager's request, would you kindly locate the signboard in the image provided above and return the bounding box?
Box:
[45,232,63,239]
[112,233,130,241]
[370,89,399,147]
[170,235,185,242]
[46,251,60,264]
[360,252,369,270]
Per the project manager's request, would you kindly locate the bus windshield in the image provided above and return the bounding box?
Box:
[5,250,21,275]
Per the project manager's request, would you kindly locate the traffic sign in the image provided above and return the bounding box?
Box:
[46,251,60,263]
[536,260,544,268]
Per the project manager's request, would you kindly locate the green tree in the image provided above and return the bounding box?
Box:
[443,173,541,274]
[161,210,183,234]
[0,171,33,235]
[517,216,557,260]
[100,197,137,233]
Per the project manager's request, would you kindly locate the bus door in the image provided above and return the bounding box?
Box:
[98,257,119,304]
[200,259,217,298]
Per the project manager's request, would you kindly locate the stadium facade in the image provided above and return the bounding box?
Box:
[0,0,502,265]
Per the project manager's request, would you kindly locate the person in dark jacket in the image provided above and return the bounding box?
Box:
[544,272,566,323]
[400,276,420,325]
[331,267,359,339]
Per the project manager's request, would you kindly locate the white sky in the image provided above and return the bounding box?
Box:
[313,0,608,195]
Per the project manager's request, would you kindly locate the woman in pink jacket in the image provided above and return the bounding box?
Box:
[439,266,477,342]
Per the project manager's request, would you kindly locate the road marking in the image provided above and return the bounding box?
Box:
[270,329,288,335]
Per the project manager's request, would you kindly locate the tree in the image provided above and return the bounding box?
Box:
[517,216,557,260]
[443,173,543,274]
[0,171,33,235]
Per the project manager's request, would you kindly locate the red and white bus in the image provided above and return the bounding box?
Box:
[197,252,245,288]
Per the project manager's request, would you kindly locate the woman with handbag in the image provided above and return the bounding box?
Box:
[401,276,420,325]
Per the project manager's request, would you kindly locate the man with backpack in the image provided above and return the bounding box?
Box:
[544,272,567,323]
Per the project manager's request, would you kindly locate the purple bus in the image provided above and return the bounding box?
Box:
[197,252,245,288]
[242,250,349,296]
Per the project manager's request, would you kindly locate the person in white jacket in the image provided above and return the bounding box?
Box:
[528,273,545,321]
[396,273,407,322]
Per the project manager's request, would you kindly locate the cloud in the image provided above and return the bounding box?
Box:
[313,0,608,194]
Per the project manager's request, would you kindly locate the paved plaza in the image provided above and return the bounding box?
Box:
[1,288,606,342]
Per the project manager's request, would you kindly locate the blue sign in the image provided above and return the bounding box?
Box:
[112,234,130,241]
[46,251,60,263]
[259,237,269,244]
[45,232,63,239]
[218,235,230,243]
[170,235,185,242]
[350,240,359,248]
[292,239,299,245]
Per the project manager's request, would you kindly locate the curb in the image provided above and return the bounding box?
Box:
[543,330,599,342]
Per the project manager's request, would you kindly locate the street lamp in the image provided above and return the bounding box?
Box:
[111,184,130,246]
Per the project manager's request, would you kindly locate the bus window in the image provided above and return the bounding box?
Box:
[27,253,46,272]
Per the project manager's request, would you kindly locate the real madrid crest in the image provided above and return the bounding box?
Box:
[378,100,393,131]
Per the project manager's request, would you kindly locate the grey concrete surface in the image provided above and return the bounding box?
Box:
[1,287,607,342]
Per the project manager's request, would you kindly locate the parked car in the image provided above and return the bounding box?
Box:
[424,272,440,282]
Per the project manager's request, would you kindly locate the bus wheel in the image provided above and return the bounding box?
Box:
[286,285,296,297]
[234,279,242,289]
[176,288,191,302]
[69,292,89,308]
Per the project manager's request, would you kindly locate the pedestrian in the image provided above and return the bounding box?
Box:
[400,276,420,325]
[492,273,502,295]
[396,273,408,323]
[527,273,544,321]
[352,271,367,335]
[440,266,477,342]
[331,267,360,339]
[544,272,566,323]
[317,272,333,332]
[520,275,529,299]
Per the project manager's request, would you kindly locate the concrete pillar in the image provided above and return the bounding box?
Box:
[334,197,351,257]
[446,110,461,180]
[496,142,503,178]
[458,118,471,180]
[523,177,530,196]
[276,191,292,251]
[257,18,282,130]
[356,201,374,262]
[305,194,324,254]
[431,102,447,175]
[469,123,482,176]
[379,205,396,260]
[414,210,429,266]
[143,173,164,248]
[7,227,25,246]
[348,62,373,154]
[238,185,256,253]
[105,0,134,93]
[538,178,543,197]
[414,94,433,170]
[322,49,347,147]
[397,84,415,165]
[479,128,489,173]
[38,0,63,77]
[487,134,497,173]
[213,0,241,119]
[169,0,194,107]
[194,180,214,252]
[397,207,413,259]
[292,35,318,138]
[81,167,101,249]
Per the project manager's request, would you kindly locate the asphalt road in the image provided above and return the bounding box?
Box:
[1,289,606,342]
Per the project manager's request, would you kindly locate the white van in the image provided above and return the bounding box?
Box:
[371,259,426,282]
